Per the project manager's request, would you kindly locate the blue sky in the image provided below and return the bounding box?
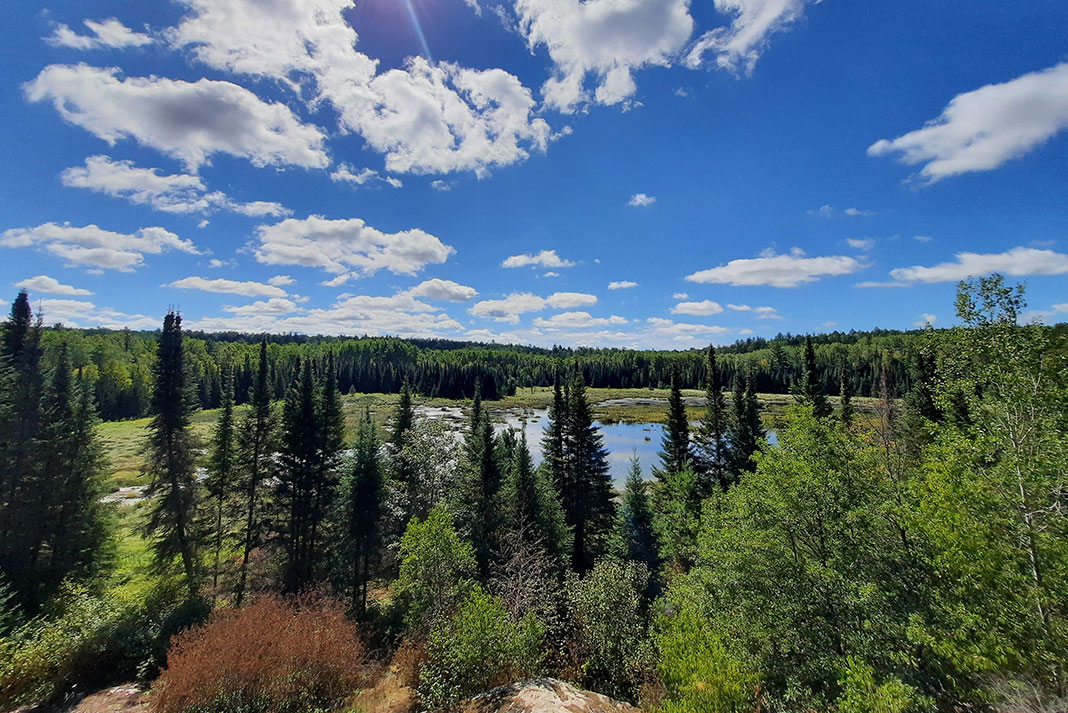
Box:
[1,0,1066,348]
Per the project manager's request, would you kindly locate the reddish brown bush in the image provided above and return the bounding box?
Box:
[152,595,369,713]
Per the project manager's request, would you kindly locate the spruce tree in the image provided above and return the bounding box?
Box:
[459,387,503,577]
[541,373,568,494]
[143,311,201,595]
[729,374,764,475]
[657,366,692,479]
[794,337,832,418]
[501,432,571,565]
[694,344,731,493]
[205,366,236,598]
[563,368,616,573]
[235,341,274,605]
[621,452,659,577]
[338,408,384,615]
[839,370,855,428]
[391,380,416,486]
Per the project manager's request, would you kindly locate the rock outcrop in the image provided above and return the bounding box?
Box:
[457,679,640,713]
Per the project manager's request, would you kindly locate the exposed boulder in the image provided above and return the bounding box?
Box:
[457,678,640,713]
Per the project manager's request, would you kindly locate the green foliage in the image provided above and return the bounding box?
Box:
[657,367,691,478]
[500,433,572,566]
[394,505,478,631]
[418,589,544,710]
[0,581,208,709]
[836,659,930,713]
[566,560,652,702]
[693,345,731,492]
[651,466,702,572]
[621,453,659,580]
[792,337,832,418]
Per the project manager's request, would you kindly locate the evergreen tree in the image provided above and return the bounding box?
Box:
[541,373,568,494]
[459,388,503,578]
[793,337,832,418]
[656,367,692,479]
[839,370,855,428]
[235,341,274,605]
[501,432,571,565]
[563,368,616,573]
[694,344,731,493]
[205,366,236,598]
[337,408,384,615]
[143,311,201,595]
[620,452,659,578]
[729,374,764,474]
[391,380,416,487]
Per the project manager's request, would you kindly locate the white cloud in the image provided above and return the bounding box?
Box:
[223,297,300,316]
[847,237,875,251]
[430,180,453,191]
[253,215,455,277]
[321,274,351,288]
[727,303,781,319]
[854,281,911,288]
[267,275,295,286]
[914,313,937,327]
[686,248,865,287]
[608,280,639,290]
[501,249,576,269]
[547,291,598,309]
[672,292,689,300]
[330,163,402,188]
[914,235,934,242]
[167,276,289,298]
[171,0,553,176]
[889,247,1068,284]
[405,278,478,302]
[15,275,92,296]
[533,311,627,329]
[869,63,1068,182]
[685,0,813,74]
[628,193,656,207]
[469,292,549,323]
[810,205,876,218]
[542,271,560,278]
[822,320,837,328]
[208,258,235,268]
[45,18,153,50]
[515,0,694,112]
[36,298,158,330]
[646,317,730,343]
[1,222,199,272]
[1021,303,1068,324]
[61,155,289,216]
[25,64,329,170]
[843,207,876,217]
[672,299,723,316]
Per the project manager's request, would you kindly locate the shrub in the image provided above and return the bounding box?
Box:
[417,589,544,710]
[152,595,368,713]
[566,560,653,702]
[0,581,207,710]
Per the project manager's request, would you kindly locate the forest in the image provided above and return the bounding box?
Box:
[1,273,1067,713]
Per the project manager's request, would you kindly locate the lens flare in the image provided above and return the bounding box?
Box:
[402,0,434,64]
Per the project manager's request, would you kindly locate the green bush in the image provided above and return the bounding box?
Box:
[0,580,207,709]
[836,659,931,713]
[417,589,544,710]
[566,560,652,702]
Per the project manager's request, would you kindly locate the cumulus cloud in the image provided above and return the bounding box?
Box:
[686,248,865,287]
[810,205,876,218]
[628,193,656,207]
[37,298,158,330]
[546,292,598,309]
[405,278,478,302]
[608,280,639,290]
[267,275,295,286]
[253,215,455,277]
[15,275,93,296]
[533,311,627,329]
[1,222,199,272]
[469,292,550,323]
[846,237,875,251]
[330,163,402,188]
[888,247,1068,283]
[914,313,937,327]
[727,303,781,319]
[61,155,289,216]
[171,0,553,176]
[515,0,694,112]
[45,18,153,50]
[869,63,1068,182]
[685,0,813,74]
[672,299,724,316]
[25,64,330,170]
[166,276,289,298]
[501,249,576,269]
[223,297,301,316]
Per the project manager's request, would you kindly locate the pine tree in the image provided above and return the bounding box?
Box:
[563,368,616,573]
[657,366,692,479]
[391,380,416,487]
[206,366,236,598]
[694,344,731,493]
[235,341,274,605]
[501,432,571,566]
[541,373,568,494]
[621,452,658,577]
[143,311,201,595]
[313,353,344,571]
[459,387,503,577]
[793,337,832,418]
[337,408,384,616]
[729,374,764,474]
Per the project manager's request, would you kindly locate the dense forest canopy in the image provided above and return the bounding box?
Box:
[37,318,1067,421]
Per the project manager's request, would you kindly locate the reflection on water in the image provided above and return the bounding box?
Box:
[496,409,777,488]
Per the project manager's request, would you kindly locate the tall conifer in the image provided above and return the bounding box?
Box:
[338,408,384,615]
[206,366,236,597]
[235,341,274,605]
[657,367,691,478]
[694,344,731,492]
[794,337,832,418]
